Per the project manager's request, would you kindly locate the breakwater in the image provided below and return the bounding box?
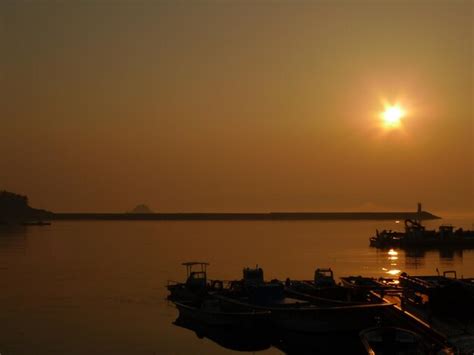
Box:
[49,211,440,221]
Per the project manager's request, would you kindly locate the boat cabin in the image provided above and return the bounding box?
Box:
[314,268,336,287]
[182,261,209,290]
[404,219,427,239]
[242,266,285,304]
[243,266,264,286]
[438,225,454,239]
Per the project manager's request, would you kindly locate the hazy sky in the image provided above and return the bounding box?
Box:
[1,0,472,213]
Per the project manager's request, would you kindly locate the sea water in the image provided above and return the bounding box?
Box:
[0,218,473,354]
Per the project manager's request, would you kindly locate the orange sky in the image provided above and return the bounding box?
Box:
[1,1,472,213]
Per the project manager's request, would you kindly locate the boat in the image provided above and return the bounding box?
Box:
[370,219,474,249]
[214,266,394,334]
[370,229,405,248]
[359,326,428,354]
[457,277,474,297]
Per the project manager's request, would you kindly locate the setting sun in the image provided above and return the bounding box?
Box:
[381,104,405,128]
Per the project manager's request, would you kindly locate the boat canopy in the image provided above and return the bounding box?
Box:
[181,262,209,277]
[243,266,264,286]
[314,268,336,287]
[181,261,210,266]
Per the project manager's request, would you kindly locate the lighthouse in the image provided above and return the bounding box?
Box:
[417,202,422,224]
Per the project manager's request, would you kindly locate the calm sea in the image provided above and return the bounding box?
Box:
[0,218,473,354]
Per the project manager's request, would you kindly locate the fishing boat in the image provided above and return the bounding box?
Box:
[370,229,405,248]
[214,267,394,334]
[370,219,474,249]
[216,292,394,334]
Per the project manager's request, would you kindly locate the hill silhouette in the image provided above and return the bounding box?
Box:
[0,190,52,224]
[128,204,154,214]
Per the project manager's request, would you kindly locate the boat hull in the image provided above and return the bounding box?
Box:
[214,294,394,334]
[174,301,271,329]
[270,303,394,334]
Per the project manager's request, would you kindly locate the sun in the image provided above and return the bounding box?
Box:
[381,104,405,128]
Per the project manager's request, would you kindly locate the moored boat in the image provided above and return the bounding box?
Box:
[370,219,474,249]
[214,266,394,334]
[215,291,394,334]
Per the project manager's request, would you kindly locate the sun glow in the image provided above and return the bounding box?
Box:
[380,104,405,128]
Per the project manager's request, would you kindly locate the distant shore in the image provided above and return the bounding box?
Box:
[49,211,440,221]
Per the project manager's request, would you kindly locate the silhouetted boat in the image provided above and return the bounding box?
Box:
[370,219,474,249]
[216,293,394,334]
[214,267,394,334]
[359,326,427,355]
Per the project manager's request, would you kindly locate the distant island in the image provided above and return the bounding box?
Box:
[1,191,441,222]
[0,190,52,225]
